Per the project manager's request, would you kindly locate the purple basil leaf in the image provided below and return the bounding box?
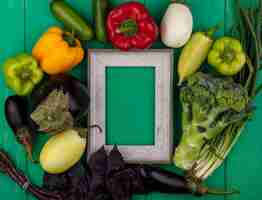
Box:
[107,145,125,177]
[89,146,107,176]
[43,172,71,192]
[88,146,108,199]
[43,162,88,197]
[106,170,132,200]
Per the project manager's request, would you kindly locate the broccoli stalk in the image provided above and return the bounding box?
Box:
[174,72,249,171]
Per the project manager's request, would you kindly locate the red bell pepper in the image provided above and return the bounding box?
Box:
[106,2,159,51]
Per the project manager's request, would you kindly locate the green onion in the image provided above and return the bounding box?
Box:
[189,0,261,180]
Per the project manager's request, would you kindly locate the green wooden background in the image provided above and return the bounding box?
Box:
[0,0,261,200]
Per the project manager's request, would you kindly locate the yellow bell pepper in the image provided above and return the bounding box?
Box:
[32,27,84,75]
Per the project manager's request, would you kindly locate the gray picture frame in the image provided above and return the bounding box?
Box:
[88,49,173,164]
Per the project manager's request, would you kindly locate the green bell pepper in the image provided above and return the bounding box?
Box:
[208,36,246,76]
[3,53,44,96]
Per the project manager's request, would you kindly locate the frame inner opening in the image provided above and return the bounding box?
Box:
[105,67,155,145]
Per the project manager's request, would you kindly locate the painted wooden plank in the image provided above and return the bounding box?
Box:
[131,2,175,200]
[144,0,169,49]
[104,2,149,200]
[184,1,226,199]
[22,1,89,200]
[107,0,149,197]
[145,1,226,200]
[223,1,237,200]
[2,1,260,200]
[24,0,91,81]
[67,0,93,82]
[110,0,145,7]
[0,1,27,200]
[225,94,262,200]
[24,1,57,195]
[24,2,93,200]
[145,0,169,24]
[224,0,262,200]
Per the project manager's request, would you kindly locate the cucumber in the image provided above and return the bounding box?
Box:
[93,0,108,42]
[50,0,94,41]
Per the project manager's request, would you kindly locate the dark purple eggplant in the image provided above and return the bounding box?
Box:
[31,74,90,121]
[105,146,237,198]
[132,165,195,194]
[5,96,35,162]
[105,146,195,199]
[0,144,237,200]
[128,164,238,196]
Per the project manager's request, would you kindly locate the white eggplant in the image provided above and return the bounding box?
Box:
[40,129,87,174]
[160,3,193,48]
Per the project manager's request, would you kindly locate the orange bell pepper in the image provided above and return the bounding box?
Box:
[32,27,84,75]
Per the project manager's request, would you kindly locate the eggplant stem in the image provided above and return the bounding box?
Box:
[186,172,239,196]
[206,187,240,195]
[25,144,38,163]
[88,124,103,133]
[18,130,37,163]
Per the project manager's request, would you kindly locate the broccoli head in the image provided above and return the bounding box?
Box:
[174,72,249,170]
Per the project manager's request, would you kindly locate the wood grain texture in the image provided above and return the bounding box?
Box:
[224,1,261,200]
[150,1,227,200]
[24,1,56,192]
[0,0,261,200]
[0,1,27,199]
[24,0,94,199]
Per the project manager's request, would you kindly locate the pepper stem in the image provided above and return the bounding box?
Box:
[20,69,32,80]
[117,19,138,37]
[63,32,77,47]
[206,188,240,195]
[16,67,33,82]
[17,127,37,163]
[221,47,236,63]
